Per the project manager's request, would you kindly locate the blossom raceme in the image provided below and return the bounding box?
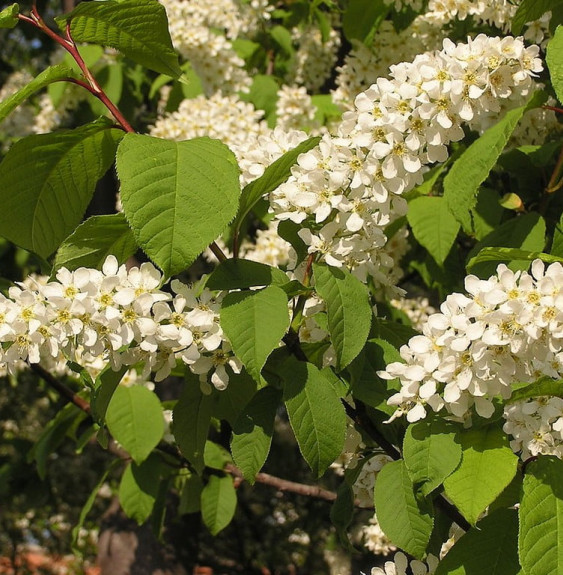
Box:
[269,34,542,288]
[379,260,563,457]
[0,256,240,391]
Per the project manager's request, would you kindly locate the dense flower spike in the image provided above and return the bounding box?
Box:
[380,260,563,457]
[269,35,542,286]
[0,257,240,391]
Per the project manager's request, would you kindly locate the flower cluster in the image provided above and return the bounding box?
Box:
[362,514,396,556]
[333,19,445,109]
[159,0,266,95]
[425,0,551,46]
[269,35,541,286]
[380,260,563,432]
[275,85,319,133]
[0,70,35,147]
[0,256,241,391]
[503,396,563,460]
[289,24,341,92]
[390,296,437,331]
[149,92,268,150]
[370,552,439,575]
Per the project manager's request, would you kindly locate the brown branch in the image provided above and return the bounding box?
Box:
[29,363,91,414]
[226,463,337,502]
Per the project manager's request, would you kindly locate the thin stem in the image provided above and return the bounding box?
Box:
[21,7,135,133]
[209,241,228,262]
[233,231,240,260]
[542,105,563,114]
[16,13,36,25]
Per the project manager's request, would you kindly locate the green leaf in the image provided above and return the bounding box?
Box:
[231,387,282,483]
[220,286,290,385]
[374,460,434,559]
[116,134,240,277]
[0,3,18,28]
[118,457,162,524]
[56,0,181,78]
[312,94,343,125]
[547,26,563,104]
[347,338,401,414]
[0,120,122,259]
[90,365,128,424]
[467,247,563,272]
[277,219,309,264]
[106,385,164,464]
[443,423,518,525]
[53,213,137,273]
[179,473,203,515]
[206,259,289,290]
[173,376,213,474]
[330,474,356,549]
[342,0,388,43]
[244,74,279,119]
[519,456,563,575]
[551,213,563,258]
[279,355,346,476]
[466,212,546,277]
[403,418,462,497]
[270,25,294,56]
[435,508,520,575]
[29,403,82,479]
[201,475,237,535]
[372,318,418,348]
[204,441,232,470]
[233,137,321,235]
[512,0,563,34]
[471,188,504,241]
[313,264,372,370]
[72,459,120,551]
[212,370,257,426]
[509,377,563,403]
[407,196,460,265]
[444,94,542,232]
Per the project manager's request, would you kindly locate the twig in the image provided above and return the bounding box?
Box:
[19,8,134,133]
[542,105,563,114]
[226,463,337,502]
[208,241,228,263]
[29,363,91,414]
[342,400,401,460]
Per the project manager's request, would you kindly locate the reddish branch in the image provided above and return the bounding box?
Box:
[226,464,338,502]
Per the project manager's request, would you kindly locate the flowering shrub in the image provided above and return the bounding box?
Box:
[0,0,562,573]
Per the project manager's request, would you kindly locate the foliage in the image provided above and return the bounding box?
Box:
[0,0,562,573]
